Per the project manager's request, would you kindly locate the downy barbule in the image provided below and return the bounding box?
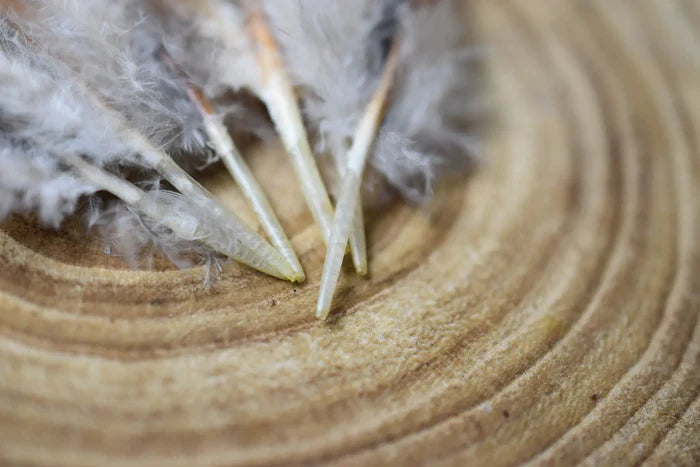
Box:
[0,0,479,318]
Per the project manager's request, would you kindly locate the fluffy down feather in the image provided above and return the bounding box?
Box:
[15,0,208,155]
[374,1,481,203]
[0,15,221,272]
[0,20,139,167]
[0,137,94,227]
[0,16,131,226]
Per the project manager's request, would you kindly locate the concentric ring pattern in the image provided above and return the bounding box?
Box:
[0,0,698,465]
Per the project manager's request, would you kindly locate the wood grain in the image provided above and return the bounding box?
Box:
[0,0,698,465]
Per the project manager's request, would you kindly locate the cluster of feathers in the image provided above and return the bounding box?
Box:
[0,0,479,280]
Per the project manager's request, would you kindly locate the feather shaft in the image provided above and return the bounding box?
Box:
[79,84,296,281]
[195,96,306,282]
[248,9,335,242]
[59,152,290,280]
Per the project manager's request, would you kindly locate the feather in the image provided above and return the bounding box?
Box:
[155,0,361,272]
[17,0,207,155]
[261,0,399,275]
[0,9,294,280]
[32,0,304,280]
[261,0,397,168]
[0,136,95,227]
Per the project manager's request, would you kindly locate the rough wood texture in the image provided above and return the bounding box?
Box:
[0,0,698,465]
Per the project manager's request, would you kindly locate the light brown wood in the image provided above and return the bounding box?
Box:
[0,0,698,465]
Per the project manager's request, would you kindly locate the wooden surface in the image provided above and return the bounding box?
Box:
[1,0,699,465]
